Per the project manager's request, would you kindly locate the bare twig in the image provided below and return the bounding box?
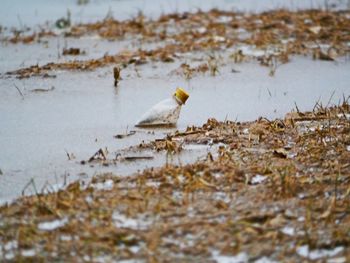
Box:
[22,178,39,196]
[326,90,336,108]
[14,84,24,99]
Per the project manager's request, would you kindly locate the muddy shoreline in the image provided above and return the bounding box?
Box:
[1,3,350,261]
[1,101,349,262]
[1,7,350,203]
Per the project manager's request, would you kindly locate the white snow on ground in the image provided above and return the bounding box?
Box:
[212,250,249,263]
[281,226,295,236]
[91,179,114,190]
[112,212,153,230]
[251,174,267,185]
[297,245,344,260]
[21,249,36,257]
[38,217,68,231]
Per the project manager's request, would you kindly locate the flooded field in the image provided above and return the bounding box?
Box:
[0,0,350,262]
[1,52,349,202]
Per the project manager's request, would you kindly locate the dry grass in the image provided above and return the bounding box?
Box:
[1,100,349,262]
[4,9,350,79]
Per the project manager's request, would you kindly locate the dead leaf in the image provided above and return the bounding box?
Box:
[273,148,288,158]
[308,26,322,34]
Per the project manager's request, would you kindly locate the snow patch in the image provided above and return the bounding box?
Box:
[297,245,344,260]
[212,250,249,263]
[113,212,153,230]
[327,257,347,263]
[251,174,267,185]
[281,226,295,236]
[255,257,278,263]
[21,249,36,257]
[38,217,68,231]
[91,179,114,190]
[4,240,18,251]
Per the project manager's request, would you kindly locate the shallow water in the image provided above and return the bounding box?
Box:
[0,0,350,203]
[1,0,348,29]
[1,54,349,202]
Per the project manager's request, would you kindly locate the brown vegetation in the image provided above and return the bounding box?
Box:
[1,100,349,262]
[5,9,350,79]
